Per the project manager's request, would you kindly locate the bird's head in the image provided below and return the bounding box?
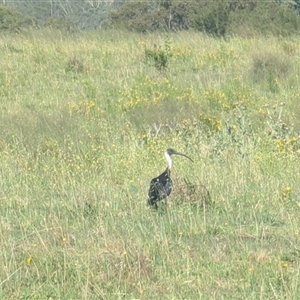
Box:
[166,148,193,162]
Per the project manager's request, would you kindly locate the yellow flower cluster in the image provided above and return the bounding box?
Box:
[204,88,253,110]
[68,100,96,115]
[282,186,292,198]
[206,52,217,60]
[26,256,33,266]
[119,76,198,111]
[198,113,223,132]
[275,136,298,153]
[202,48,237,67]
[171,45,190,59]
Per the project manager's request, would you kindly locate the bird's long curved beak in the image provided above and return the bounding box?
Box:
[173,151,193,162]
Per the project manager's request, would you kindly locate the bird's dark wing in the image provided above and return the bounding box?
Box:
[148,168,173,206]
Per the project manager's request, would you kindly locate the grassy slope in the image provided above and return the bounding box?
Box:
[0,29,300,299]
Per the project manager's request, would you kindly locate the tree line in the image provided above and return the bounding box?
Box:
[1,0,300,36]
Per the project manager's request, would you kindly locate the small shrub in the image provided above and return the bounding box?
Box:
[144,38,172,71]
[66,56,86,73]
[0,5,21,31]
[173,177,212,208]
[250,52,290,88]
[251,52,290,78]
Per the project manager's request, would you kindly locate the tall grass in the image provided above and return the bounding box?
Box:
[1,29,300,299]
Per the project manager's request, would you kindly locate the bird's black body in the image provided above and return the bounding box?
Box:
[147,148,193,209]
[148,168,173,209]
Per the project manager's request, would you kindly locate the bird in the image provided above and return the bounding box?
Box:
[147,148,193,209]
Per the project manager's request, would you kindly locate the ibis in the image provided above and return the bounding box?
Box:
[147,148,193,209]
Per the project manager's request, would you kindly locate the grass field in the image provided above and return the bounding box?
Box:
[1,29,300,299]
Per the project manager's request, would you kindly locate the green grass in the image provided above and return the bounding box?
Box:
[1,29,300,299]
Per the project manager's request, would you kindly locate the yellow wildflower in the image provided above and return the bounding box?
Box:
[26,256,33,266]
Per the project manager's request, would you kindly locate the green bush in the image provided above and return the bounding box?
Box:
[144,38,172,71]
[109,2,150,32]
[166,2,198,31]
[0,5,21,31]
[0,5,37,32]
[229,1,300,36]
[200,1,230,37]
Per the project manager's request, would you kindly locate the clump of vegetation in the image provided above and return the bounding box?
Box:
[201,0,230,37]
[66,55,86,73]
[0,5,21,31]
[144,38,172,71]
[173,177,212,208]
[251,52,291,81]
[0,5,36,32]
[250,51,291,93]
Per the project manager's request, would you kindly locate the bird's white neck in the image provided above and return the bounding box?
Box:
[164,151,172,170]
